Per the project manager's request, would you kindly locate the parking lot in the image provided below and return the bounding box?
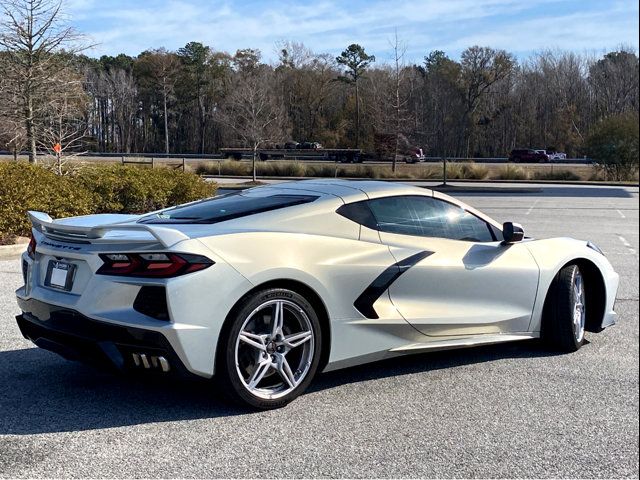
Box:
[0,183,638,478]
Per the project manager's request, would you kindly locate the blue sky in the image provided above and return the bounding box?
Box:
[68,0,639,63]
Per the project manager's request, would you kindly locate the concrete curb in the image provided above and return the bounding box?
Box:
[0,239,28,260]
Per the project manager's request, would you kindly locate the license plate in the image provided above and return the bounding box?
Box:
[45,260,76,291]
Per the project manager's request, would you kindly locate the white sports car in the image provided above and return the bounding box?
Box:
[15,180,619,408]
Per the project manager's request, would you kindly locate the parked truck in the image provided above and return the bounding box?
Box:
[220,144,362,163]
[369,133,425,164]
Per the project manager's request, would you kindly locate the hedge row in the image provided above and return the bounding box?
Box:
[0,163,217,239]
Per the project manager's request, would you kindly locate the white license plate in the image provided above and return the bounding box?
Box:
[46,261,76,291]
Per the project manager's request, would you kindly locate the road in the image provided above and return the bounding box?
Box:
[0,183,638,478]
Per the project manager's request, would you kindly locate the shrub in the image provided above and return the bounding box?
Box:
[77,165,216,213]
[533,170,581,181]
[0,162,95,238]
[584,113,639,181]
[494,165,529,180]
[0,163,217,239]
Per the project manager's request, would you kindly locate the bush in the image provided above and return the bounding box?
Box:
[584,113,639,181]
[533,169,581,181]
[78,165,216,213]
[494,165,529,180]
[0,163,217,239]
[0,162,95,238]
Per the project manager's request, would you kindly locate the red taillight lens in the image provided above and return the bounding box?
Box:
[27,236,36,259]
[97,253,213,278]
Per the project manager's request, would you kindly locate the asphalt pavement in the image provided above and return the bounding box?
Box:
[0,183,638,478]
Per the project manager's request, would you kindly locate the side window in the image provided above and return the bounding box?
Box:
[366,196,495,242]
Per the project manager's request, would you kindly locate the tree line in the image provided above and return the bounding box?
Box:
[1,0,638,165]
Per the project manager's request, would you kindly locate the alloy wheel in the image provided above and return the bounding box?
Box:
[573,271,586,343]
[234,299,314,400]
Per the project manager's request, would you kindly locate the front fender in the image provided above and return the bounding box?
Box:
[525,238,619,332]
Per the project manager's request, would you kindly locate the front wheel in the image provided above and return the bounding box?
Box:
[217,289,322,409]
[542,264,586,352]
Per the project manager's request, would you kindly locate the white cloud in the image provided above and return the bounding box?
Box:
[67,0,639,62]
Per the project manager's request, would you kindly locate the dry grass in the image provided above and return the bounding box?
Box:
[9,154,630,183]
[494,165,530,180]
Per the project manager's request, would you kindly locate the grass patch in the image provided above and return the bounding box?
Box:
[446,163,489,180]
[257,161,306,177]
[306,164,338,177]
[493,165,530,180]
[533,170,581,181]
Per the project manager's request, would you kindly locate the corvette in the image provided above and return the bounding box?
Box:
[16,180,618,408]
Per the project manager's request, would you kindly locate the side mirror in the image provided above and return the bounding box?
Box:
[502,222,525,244]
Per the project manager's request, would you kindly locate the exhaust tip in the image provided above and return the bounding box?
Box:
[130,353,170,372]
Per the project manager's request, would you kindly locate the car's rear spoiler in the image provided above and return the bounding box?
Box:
[28,211,190,248]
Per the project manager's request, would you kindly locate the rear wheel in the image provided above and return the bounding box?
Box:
[542,264,586,352]
[217,289,322,409]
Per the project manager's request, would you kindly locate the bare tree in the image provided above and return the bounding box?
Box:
[0,0,87,162]
[589,49,639,117]
[137,48,180,154]
[459,46,515,156]
[390,31,408,172]
[0,59,27,158]
[37,68,88,174]
[219,65,286,181]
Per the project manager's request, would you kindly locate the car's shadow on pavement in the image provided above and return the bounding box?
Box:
[0,340,562,435]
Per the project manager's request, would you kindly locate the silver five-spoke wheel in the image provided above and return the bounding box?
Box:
[542,263,588,352]
[572,271,586,343]
[235,299,315,400]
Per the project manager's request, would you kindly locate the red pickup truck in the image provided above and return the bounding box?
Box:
[509,149,549,163]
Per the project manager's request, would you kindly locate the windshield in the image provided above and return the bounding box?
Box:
[138,193,318,224]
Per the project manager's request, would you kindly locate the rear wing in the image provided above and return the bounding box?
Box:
[28,211,190,248]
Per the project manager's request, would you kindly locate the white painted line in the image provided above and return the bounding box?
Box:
[526,200,540,215]
[616,209,626,218]
[618,235,632,248]
[618,235,639,261]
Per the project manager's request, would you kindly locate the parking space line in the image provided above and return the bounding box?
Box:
[526,200,540,215]
[618,235,638,260]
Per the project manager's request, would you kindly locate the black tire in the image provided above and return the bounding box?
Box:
[216,288,322,409]
[542,264,586,352]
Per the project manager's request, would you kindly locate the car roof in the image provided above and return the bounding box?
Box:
[251,179,434,202]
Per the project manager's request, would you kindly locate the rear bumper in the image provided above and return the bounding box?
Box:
[16,297,196,378]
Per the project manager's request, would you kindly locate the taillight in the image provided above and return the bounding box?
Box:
[27,236,36,259]
[97,252,214,278]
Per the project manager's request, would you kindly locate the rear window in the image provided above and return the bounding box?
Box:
[138,193,318,224]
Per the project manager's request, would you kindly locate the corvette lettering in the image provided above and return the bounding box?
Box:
[40,240,81,251]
